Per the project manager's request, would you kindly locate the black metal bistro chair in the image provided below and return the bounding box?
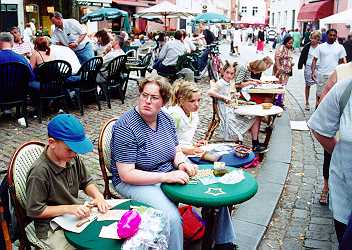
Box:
[71,56,103,115]
[0,62,32,127]
[98,55,129,108]
[36,60,72,123]
[126,52,153,85]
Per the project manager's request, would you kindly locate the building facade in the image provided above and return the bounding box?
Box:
[238,0,266,25]
[269,0,303,30]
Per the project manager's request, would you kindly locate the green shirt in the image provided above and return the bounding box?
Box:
[26,147,93,239]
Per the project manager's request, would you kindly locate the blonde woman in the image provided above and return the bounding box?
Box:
[298,30,321,110]
[167,79,239,250]
[165,80,205,155]
[234,59,268,88]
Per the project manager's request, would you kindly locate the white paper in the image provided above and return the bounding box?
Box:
[99,222,121,239]
[290,121,309,131]
[106,199,131,208]
[219,170,245,184]
[199,176,220,185]
[50,213,97,233]
[260,75,279,82]
[97,210,128,221]
[49,199,130,233]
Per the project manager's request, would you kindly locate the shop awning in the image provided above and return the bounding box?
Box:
[297,0,333,22]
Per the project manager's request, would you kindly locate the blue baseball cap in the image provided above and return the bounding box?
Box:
[47,114,93,154]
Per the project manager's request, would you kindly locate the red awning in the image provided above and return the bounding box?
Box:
[297,0,333,22]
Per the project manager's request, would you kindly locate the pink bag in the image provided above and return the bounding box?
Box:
[117,210,141,239]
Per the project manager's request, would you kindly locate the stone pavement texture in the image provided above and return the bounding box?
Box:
[0,42,338,250]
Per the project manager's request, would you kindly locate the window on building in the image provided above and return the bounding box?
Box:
[0,4,18,31]
[241,6,247,13]
[292,9,296,30]
[278,12,281,27]
[252,6,258,16]
[272,13,275,27]
[284,11,287,27]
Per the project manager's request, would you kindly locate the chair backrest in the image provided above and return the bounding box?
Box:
[106,55,127,82]
[7,141,45,209]
[36,60,72,98]
[98,118,117,198]
[205,97,221,141]
[125,49,136,58]
[77,56,103,90]
[140,52,153,67]
[0,62,31,104]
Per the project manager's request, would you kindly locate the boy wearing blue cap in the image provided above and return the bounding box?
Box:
[26,114,109,249]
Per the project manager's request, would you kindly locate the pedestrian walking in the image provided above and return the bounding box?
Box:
[49,11,94,64]
[256,27,265,54]
[292,28,301,52]
[273,36,294,107]
[298,30,321,111]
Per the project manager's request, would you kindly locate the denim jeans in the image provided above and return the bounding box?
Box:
[116,183,183,250]
[198,48,210,73]
[115,182,236,249]
[74,42,94,65]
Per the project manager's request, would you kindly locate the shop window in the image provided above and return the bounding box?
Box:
[6,4,17,11]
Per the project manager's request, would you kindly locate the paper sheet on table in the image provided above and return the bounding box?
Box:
[49,199,130,233]
[97,210,128,221]
[219,170,245,184]
[199,170,245,185]
[99,222,121,239]
[260,75,279,82]
[290,121,309,131]
[105,199,131,208]
[50,213,97,233]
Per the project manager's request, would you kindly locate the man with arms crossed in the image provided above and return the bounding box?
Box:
[26,114,109,249]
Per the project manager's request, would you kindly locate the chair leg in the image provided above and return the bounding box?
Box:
[95,90,101,111]
[38,101,42,124]
[23,102,29,128]
[76,91,83,116]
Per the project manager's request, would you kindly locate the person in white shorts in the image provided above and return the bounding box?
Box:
[311,28,346,103]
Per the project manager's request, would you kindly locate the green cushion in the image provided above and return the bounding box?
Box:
[65,200,146,249]
[161,165,258,208]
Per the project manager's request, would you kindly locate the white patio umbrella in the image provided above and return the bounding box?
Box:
[136,1,198,31]
[320,8,352,26]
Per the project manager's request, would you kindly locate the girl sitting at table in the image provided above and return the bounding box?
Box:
[165,80,205,155]
[166,79,238,250]
[208,60,267,153]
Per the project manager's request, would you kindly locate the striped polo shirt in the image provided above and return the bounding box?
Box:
[110,108,178,186]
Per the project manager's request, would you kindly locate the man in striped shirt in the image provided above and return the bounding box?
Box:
[10,26,33,58]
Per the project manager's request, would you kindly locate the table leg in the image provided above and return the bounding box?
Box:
[201,208,219,250]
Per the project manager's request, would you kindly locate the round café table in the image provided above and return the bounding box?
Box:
[64,200,145,249]
[234,104,283,117]
[161,164,258,250]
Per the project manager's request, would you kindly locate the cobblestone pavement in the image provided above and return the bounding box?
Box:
[258,49,338,249]
[0,42,338,249]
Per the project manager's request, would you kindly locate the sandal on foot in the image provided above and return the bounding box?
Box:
[319,190,329,206]
[305,104,310,111]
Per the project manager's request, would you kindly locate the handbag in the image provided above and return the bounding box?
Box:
[178,206,205,242]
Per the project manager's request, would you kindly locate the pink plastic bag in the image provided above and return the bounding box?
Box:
[117,210,141,238]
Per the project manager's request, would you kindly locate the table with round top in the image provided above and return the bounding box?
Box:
[161,164,258,250]
[234,104,283,117]
[64,200,145,250]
